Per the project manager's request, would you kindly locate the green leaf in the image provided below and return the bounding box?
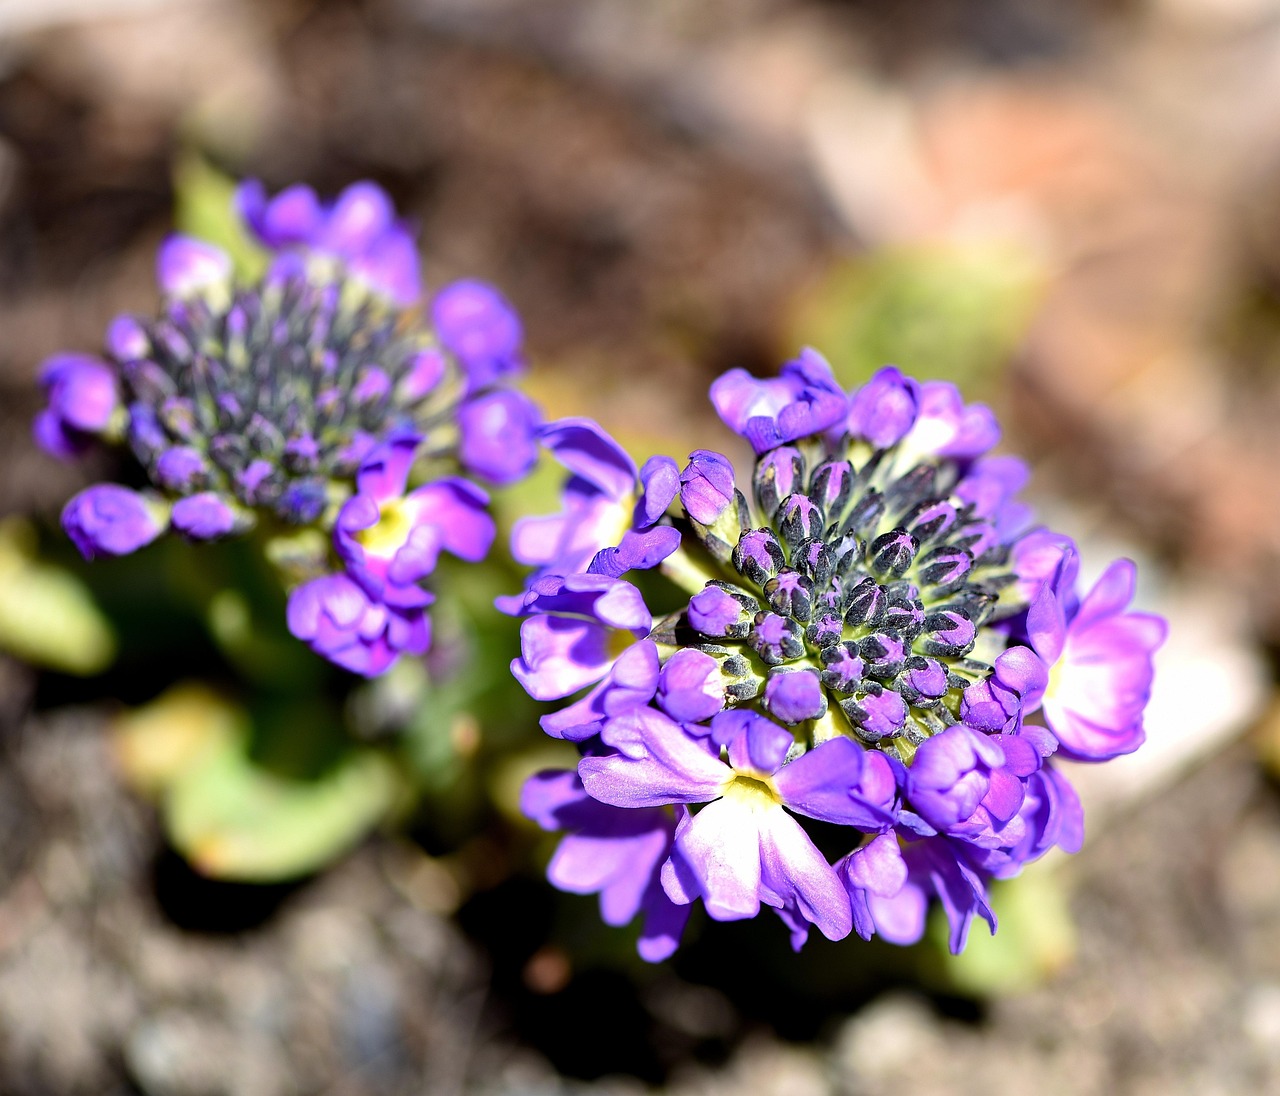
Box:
[172,152,268,280]
[0,518,116,674]
[163,715,399,883]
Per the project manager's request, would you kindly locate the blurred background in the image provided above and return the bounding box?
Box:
[2,0,1280,1093]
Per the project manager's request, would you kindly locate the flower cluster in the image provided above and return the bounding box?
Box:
[513,352,1165,958]
[36,179,539,676]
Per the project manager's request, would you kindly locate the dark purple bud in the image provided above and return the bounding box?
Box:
[871,528,918,577]
[155,446,208,492]
[216,392,244,425]
[680,450,738,526]
[279,480,328,524]
[917,545,973,592]
[246,412,286,457]
[733,528,785,585]
[905,499,958,543]
[847,366,919,449]
[657,648,726,723]
[920,608,977,658]
[688,583,755,638]
[749,612,804,665]
[885,464,937,515]
[171,492,237,540]
[125,360,176,405]
[237,459,279,505]
[128,404,166,462]
[954,519,1002,562]
[106,315,149,361]
[883,593,926,638]
[820,641,864,693]
[899,657,949,703]
[843,690,907,741]
[794,538,833,585]
[860,632,906,679]
[764,569,813,622]
[808,459,854,516]
[778,494,825,548]
[63,484,165,560]
[752,446,804,518]
[283,434,320,473]
[842,488,886,536]
[844,577,887,628]
[806,611,843,648]
[352,366,391,405]
[159,397,198,441]
[763,668,825,724]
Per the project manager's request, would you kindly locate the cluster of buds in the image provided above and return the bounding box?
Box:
[36,180,539,675]
[511,352,1165,958]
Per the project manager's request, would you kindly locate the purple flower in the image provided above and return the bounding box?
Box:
[62,485,166,560]
[510,573,659,740]
[905,725,1041,849]
[156,236,232,299]
[582,708,896,945]
[521,770,689,962]
[335,434,495,609]
[1027,559,1167,761]
[508,419,679,587]
[901,380,1000,461]
[710,348,847,454]
[843,836,996,953]
[33,354,119,460]
[236,179,421,305]
[457,389,541,485]
[846,367,919,449]
[38,175,538,681]
[512,354,1162,957]
[431,280,524,390]
[286,572,431,676]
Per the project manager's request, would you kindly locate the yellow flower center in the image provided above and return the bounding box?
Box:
[720,772,781,810]
[356,498,414,558]
[607,626,636,662]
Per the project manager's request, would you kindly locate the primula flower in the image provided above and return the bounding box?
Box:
[509,573,659,740]
[1026,558,1167,760]
[36,178,538,677]
[505,418,680,593]
[522,769,689,961]
[510,352,1165,959]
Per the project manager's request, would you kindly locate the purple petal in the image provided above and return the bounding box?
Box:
[539,418,637,501]
[774,737,897,828]
[846,366,919,449]
[657,648,725,723]
[432,279,524,389]
[62,484,165,559]
[585,707,727,805]
[157,236,231,298]
[457,389,540,484]
[758,807,851,943]
[170,492,236,540]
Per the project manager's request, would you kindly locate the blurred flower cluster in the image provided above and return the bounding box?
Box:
[37,179,539,676]
[513,353,1166,958]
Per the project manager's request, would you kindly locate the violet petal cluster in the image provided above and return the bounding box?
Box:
[35,178,538,677]
[511,351,1165,959]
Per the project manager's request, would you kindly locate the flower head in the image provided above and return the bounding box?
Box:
[512,358,1164,959]
[36,178,539,677]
